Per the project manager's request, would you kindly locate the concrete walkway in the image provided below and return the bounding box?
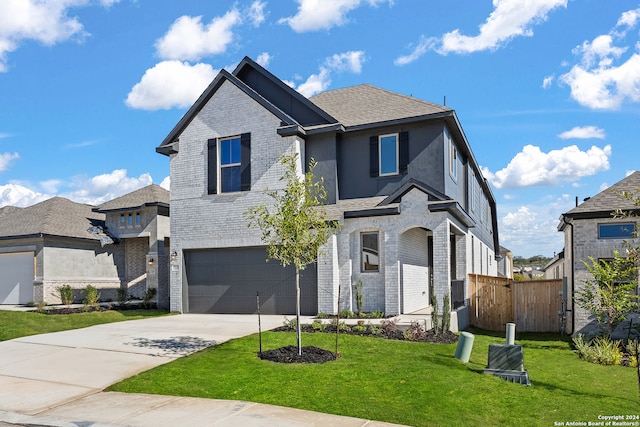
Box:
[0,313,405,426]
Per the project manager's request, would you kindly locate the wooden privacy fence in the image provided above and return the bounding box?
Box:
[469,274,563,332]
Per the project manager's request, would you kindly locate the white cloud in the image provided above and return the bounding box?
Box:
[558,126,606,140]
[248,1,267,27]
[295,51,366,97]
[325,51,365,73]
[297,67,331,97]
[66,169,152,205]
[125,60,217,110]
[498,194,573,256]
[0,183,49,208]
[279,0,391,33]
[0,169,164,208]
[542,75,554,89]
[160,176,170,191]
[394,0,566,64]
[155,9,241,61]
[559,7,640,110]
[0,152,19,172]
[256,52,271,67]
[485,144,611,189]
[0,0,89,72]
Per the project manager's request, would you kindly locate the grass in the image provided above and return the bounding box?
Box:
[108,327,640,427]
[0,309,169,342]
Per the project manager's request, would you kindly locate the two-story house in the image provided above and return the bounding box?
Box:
[157,56,498,331]
[0,184,169,306]
[558,171,640,336]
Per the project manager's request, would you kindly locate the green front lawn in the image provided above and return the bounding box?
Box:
[108,328,639,427]
[0,309,169,342]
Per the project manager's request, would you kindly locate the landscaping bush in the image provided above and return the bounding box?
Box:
[57,284,74,305]
[142,287,157,308]
[116,288,128,305]
[83,285,101,310]
[573,334,624,365]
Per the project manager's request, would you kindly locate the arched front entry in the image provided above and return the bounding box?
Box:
[399,227,431,313]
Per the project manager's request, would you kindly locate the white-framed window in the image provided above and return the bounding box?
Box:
[446,127,457,180]
[120,214,125,226]
[379,134,398,176]
[219,136,241,193]
[361,232,379,272]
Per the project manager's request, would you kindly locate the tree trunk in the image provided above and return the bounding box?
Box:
[296,265,302,356]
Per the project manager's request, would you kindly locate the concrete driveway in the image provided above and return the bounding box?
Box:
[0,313,404,426]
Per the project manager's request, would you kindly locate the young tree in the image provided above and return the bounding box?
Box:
[576,251,639,336]
[245,152,338,355]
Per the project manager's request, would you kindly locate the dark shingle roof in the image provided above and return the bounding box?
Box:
[565,171,640,216]
[94,184,169,213]
[0,197,103,240]
[309,84,452,128]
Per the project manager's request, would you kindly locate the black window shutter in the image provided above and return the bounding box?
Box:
[207,138,217,194]
[240,133,251,191]
[399,131,409,174]
[369,135,379,177]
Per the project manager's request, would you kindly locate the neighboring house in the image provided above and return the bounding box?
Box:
[157,56,499,331]
[544,250,565,280]
[497,246,514,279]
[558,171,640,336]
[0,184,169,306]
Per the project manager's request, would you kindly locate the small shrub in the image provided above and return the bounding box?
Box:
[35,300,47,313]
[367,322,383,336]
[142,287,157,308]
[442,294,451,333]
[573,334,623,365]
[83,285,101,309]
[282,317,297,330]
[404,320,427,341]
[340,310,354,319]
[381,318,399,335]
[431,294,439,334]
[316,312,330,319]
[116,288,128,305]
[57,284,74,305]
[353,279,363,314]
[311,319,324,331]
[25,301,36,307]
[572,334,591,360]
[352,325,367,333]
[330,318,350,331]
[367,310,385,319]
[357,319,365,327]
[591,336,623,365]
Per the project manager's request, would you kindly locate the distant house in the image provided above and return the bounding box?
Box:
[558,171,640,336]
[544,250,565,280]
[0,184,169,306]
[497,246,514,279]
[156,56,499,331]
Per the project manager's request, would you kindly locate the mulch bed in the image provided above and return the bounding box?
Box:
[260,321,459,364]
[31,303,157,315]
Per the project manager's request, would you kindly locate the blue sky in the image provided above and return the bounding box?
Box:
[1,0,639,258]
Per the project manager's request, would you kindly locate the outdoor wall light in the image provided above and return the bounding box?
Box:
[148,258,155,266]
[171,251,178,261]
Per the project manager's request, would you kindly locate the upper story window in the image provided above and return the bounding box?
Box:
[361,232,379,272]
[120,214,125,225]
[207,133,251,195]
[136,212,141,225]
[379,134,398,176]
[369,131,409,177]
[446,127,457,180]
[219,136,241,193]
[598,223,635,239]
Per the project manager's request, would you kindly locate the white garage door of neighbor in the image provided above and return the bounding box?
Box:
[0,252,34,304]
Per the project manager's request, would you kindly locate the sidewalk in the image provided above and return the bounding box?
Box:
[0,313,406,427]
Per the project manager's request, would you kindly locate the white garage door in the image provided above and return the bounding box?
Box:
[0,252,34,304]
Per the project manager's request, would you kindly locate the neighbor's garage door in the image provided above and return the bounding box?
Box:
[184,247,317,315]
[0,252,34,304]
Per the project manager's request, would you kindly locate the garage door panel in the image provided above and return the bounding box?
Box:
[0,252,34,305]
[185,247,317,315]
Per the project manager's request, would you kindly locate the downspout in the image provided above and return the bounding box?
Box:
[562,216,575,335]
